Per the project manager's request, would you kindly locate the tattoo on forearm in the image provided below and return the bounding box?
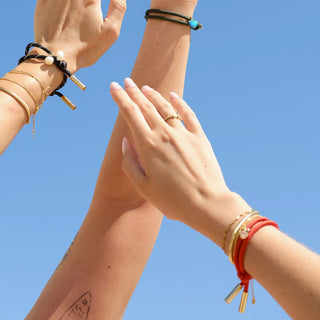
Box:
[60,292,92,320]
[57,232,79,270]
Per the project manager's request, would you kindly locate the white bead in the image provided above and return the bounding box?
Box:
[56,50,64,60]
[239,228,249,239]
[45,56,54,65]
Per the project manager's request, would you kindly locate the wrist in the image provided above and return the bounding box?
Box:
[183,191,252,249]
[150,1,198,16]
[13,57,63,114]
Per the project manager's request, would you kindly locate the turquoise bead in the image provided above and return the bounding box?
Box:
[189,20,199,29]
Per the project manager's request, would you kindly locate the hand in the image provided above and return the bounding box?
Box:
[34,0,127,73]
[110,78,229,226]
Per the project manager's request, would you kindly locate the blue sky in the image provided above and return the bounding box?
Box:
[1,1,319,319]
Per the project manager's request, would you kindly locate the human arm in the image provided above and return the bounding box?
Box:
[110,85,320,320]
[25,1,199,319]
[0,0,126,155]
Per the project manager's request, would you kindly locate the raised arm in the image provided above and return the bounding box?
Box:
[26,0,199,319]
[110,85,320,320]
[0,0,125,155]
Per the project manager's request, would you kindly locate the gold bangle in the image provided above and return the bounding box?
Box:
[222,209,254,254]
[0,77,40,113]
[230,214,260,263]
[8,70,47,106]
[0,86,31,123]
[228,211,260,264]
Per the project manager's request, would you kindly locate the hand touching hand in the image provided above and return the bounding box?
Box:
[34,0,127,73]
[110,79,230,226]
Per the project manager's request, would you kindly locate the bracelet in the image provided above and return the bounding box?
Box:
[145,9,202,30]
[0,86,31,123]
[18,43,86,111]
[227,210,260,264]
[8,70,47,105]
[225,216,279,313]
[221,209,254,253]
[1,77,40,111]
[7,70,49,137]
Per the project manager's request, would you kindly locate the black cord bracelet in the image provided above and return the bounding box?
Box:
[145,9,202,30]
[18,43,86,110]
[18,54,68,97]
[18,43,71,96]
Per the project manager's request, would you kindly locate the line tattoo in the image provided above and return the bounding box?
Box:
[60,292,92,320]
[56,232,79,270]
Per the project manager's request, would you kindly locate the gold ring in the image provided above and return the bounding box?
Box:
[164,114,182,122]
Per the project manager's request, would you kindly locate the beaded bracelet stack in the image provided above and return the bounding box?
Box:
[223,210,279,313]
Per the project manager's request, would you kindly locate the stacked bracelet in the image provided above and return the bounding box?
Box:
[224,211,279,313]
[145,9,202,30]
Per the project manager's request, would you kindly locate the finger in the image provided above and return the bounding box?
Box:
[124,78,164,129]
[141,86,184,129]
[110,82,151,140]
[103,0,127,35]
[122,137,146,191]
[169,92,203,133]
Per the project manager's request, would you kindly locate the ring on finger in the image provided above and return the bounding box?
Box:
[164,113,182,122]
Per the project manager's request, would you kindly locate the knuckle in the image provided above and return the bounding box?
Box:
[144,136,156,148]
[184,107,196,119]
[159,130,174,145]
[108,23,121,40]
[122,102,137,114]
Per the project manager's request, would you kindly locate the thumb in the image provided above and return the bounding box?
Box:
[103,0,127,36]
[121,137,146,188]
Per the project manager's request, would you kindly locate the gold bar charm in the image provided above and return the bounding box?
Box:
[60,95,76,111]
[225,283,243,304]
[69,75,86,91]
[239,291,248,313]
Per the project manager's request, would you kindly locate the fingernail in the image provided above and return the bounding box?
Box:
[141,85,154,93]
[122,137,129,155]
[170,92,180,100]
[110,82,122,91]
[124,78,136,89]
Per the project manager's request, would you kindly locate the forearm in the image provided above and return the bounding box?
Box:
[190,192,320,319]
[245,226,320,320]
[95,2,197,202]
[88,0,197,312]
[27,2,198,319]
[0,60,63,155]
[26,201,162,320]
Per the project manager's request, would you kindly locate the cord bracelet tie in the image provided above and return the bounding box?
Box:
[145,9,202,30]
[18,42,86,111]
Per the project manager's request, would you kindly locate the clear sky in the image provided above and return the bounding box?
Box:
[1,1,319,319]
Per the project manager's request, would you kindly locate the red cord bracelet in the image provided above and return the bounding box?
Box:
[225,216,279,313]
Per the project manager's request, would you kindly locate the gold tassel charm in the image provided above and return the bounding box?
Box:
[70,75,86,91]
[225,283,243,304]
[60,95,76,111]
[225,282,254,313]
[239,291,249,313]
